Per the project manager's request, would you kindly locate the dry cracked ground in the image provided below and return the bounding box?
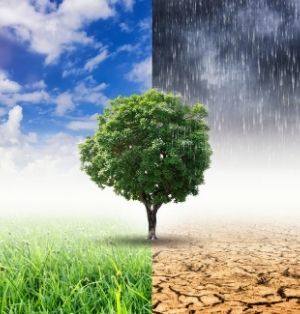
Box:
[152,224,300,314]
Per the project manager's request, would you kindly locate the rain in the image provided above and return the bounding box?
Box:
[153,0,300,223]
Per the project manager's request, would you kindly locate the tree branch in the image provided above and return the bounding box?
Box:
[141,193,162,213]
[153,203,162,213]
[141,193,151,211]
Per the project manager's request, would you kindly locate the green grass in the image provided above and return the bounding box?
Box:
[0,218,152,314]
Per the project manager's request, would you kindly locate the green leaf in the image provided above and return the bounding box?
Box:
[79,89,212,207]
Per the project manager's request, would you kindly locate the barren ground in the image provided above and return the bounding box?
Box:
[152,224,300,314]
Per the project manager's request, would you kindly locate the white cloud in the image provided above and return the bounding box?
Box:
[67,114,97,131]
[127,56,152,89]
[61,60,83,78]
[14,91,49,104]
[84,49,109,72]
[0,90,50,107]
[55,92,74,116]
[119,22,131,33]
[0,106,37,146]
[110,0,134,11]
[0,106,79,180]
[62,67,81,78]
[53,80,109,115]
[0,106,79,216]
[122,0,134,11]
[0,106,22,145]
[27,80,47,89]
[116,44,137,53]
[0,71,50,107]
[67,120,96,130]
[138,18,151,32]
[64,43,141,77]
[0,70,109,116]
[0,71,21,93]
[73,81,109,105]
[0,0,116,64]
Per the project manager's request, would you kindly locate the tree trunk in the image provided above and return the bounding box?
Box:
[147,208,157,240]
[144,203,161,240]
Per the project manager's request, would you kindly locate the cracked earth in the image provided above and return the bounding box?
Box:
[152,224,300,314]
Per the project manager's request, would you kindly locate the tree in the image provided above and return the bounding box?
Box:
[79,89,212,240]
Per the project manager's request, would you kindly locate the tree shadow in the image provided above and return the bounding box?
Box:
[101,234,191,248]
[152,234,193,248]
[98,234,195,248]
[101,235,150,247]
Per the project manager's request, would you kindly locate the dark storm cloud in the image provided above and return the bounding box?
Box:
[153,0,300,135]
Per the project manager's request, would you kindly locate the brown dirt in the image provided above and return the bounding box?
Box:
[152,224,300,314]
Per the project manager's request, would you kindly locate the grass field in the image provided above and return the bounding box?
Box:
[0,217,152,314]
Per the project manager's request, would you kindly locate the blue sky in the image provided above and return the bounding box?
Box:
[0,0,152,207]
[0,0,151,138]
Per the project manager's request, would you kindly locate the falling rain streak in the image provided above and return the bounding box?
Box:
[153,0,300,140]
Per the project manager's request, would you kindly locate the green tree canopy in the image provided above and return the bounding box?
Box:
[79,89,212,239]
